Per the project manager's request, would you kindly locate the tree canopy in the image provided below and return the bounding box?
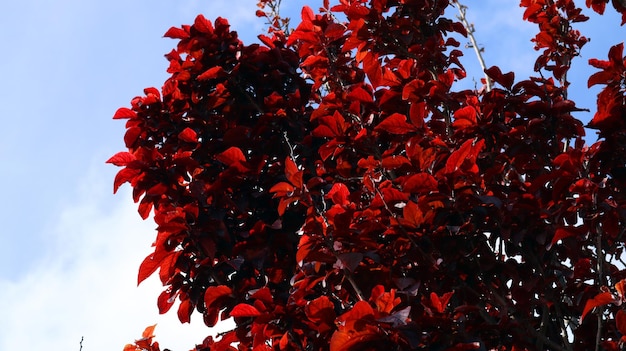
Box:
[110,1,626,350]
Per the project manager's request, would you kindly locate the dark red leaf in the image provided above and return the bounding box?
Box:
[336,252,363,272]
[305,296,336,327]
[177,298,193,323]
[124,127,142,147]
[617,310,626,335]
[401,201,424,228]
[204,285,232,327]
[551,226,583,245]
[157,288,176,314]
[403,173,438,194]
[485,66,515,89]
[138,198,153,219]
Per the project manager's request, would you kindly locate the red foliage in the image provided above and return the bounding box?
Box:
[112,0,626,350]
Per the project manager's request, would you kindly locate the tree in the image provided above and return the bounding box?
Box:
[109,0,626,350]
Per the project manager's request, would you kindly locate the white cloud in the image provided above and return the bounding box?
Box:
[0,161,232,351]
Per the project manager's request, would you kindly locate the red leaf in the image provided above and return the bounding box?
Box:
[581,291,616,322]
[113,168,142,193]
[375,113,418,135]
[163,26,189,39]
[138,198,153,219]
[216,147,246,166]
[330,324,380,351]
[193,14,214,34]
[205,285,232,307]
[371,286,400,314]
[258,34,275,48]
[197,66,225,81]
[113,107,136,119]
[230,303,262,318]
[586,0,607,14]
[269,182,295,195]
[178,298,193,323]
[445,139,484,174]
[144,87,160,100]
[178,127,198,143]
[348,86,373,103]
[485,66,515,89]
[453,106,477,129]
[551,226,584,245]
[301,5,315,22]
[337,300,375,323]
[138,250,171,286]
[589,87,622,129]
[157,288,176,314]
[124,127,142,147]
[313,111,346,137]
[107,152,136,166]
[285,156,303,188]
[279,332,289,350]
[142,324,157,338]
[430,291,454,313]
[204,285,233,326]
[409,101,427,128]
[305,296,336,327]
[324,22,346,40]
[381,155,410,170]
[327,183,350,206]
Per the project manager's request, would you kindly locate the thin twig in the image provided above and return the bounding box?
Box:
[79,336,84,351]
[452,1,492,92]
[596,222,604,351]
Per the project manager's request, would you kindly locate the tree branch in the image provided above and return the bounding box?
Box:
[452,1,492,92]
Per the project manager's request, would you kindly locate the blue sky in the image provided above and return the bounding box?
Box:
[0,1,624,351]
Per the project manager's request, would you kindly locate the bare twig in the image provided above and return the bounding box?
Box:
[79,336,84,351]
[596,222,604,351]
[452,1,492,92]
